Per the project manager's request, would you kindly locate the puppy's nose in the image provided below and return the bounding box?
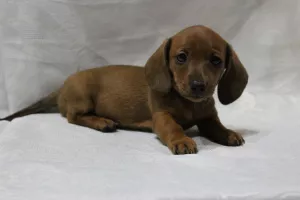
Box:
[190,80,206,96]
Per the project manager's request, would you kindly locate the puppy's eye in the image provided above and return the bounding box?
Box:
[210,55,222,66]
[176,52,188,64]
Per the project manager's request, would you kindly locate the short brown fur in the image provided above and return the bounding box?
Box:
[1,25,248,154]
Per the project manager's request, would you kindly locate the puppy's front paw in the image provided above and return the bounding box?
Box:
[168,137,198,155]
[227,131,245,146]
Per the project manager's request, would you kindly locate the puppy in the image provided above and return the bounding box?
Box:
[0,25,248,155]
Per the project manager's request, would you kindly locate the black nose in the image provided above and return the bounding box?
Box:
[190,80,206,96]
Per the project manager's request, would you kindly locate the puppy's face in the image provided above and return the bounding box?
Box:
[145,25,248,105]
[168,27,226,102]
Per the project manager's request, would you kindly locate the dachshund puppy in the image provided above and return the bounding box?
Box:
[0,25,248,155]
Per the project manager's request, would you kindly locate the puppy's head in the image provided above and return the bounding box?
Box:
[145,25,248,104]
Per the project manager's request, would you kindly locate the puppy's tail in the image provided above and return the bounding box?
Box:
[0,90,60,121]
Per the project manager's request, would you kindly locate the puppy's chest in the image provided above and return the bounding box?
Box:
[172,98,215,125]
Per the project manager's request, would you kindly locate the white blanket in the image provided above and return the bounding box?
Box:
[1,0,300,199]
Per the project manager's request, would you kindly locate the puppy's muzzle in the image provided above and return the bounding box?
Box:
[190,80,206,97]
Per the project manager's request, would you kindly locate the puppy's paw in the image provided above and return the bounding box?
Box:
[226,131,245,146]
[97,119,118,133]
[168,137,198,155]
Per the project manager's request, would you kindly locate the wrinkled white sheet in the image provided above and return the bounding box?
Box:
[1,0,300,199]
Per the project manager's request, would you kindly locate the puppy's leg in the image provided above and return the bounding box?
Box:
[197,116,245,146]
[65,100,117,132]
[119,120,153,132]
[70,115,117,132]
[153,112,198,155]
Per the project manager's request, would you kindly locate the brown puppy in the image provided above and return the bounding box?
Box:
[0,25,248,155]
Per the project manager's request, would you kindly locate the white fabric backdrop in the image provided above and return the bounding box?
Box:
[0,0,300,199]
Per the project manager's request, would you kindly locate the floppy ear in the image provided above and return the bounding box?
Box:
[218,44,248,105]
[145,38,172,93]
